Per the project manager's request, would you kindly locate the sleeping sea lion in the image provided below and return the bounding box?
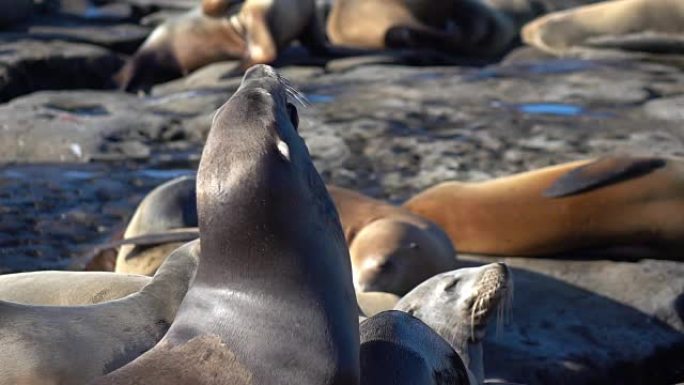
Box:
[329,185,457,295]
[0,241,199,385]
[522,0,684,56]
[403,156,684,257]
[89,64,360,385]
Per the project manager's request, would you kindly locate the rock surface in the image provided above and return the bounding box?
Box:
[0,46,683,384]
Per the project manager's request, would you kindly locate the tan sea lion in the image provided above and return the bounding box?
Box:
[118,0,325,92]
[329,185,457,295]
[522,0,684,56]
[395,263,513,385]
[403,156,684,257]
[89,65,360,385]
[356,291,400,318]
[115,175,198,275]
[0,241,199,385]
[325,0,518,57]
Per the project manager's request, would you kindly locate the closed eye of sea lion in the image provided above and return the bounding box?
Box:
[522,0,684,56]
[395,263,513,385]
[89,65,360,385]
[0,241,199,385]
[403,157,684,258]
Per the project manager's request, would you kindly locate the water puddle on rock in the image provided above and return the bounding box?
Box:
[491,101,612,118]
[468,59,599,80]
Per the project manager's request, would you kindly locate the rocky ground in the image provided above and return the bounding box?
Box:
[0,2,683,384]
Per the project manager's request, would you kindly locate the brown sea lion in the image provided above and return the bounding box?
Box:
[403,156,684,257]
[0,241,199,385]
[89,65,360,385]
[329,185,457,295]
[522,0,684,56]
[325,0,517,57]
[118,0,325,92]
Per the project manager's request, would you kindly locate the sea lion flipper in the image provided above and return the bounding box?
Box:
[100,229,200,251]
[543,157,667,198]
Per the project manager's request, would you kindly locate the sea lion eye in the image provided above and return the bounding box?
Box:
[286,102,299,131]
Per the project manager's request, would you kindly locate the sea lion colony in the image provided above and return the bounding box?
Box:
[0,0,683,384]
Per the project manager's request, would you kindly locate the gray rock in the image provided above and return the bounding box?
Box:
[459,255,684,385]
[0,39,123,102]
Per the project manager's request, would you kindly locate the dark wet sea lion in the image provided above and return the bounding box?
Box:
[90,65,359,385]
[359,310,472,385]
[396,263,512,385]
[328,185,457,295]
[403,157,684,257]
[522,0,684,56]
[0,241,199,385]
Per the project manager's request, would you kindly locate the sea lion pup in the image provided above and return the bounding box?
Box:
[0,241,199,385]
[395,263,512,385]
[118,0,324,92]
[359,310,472,385]
[89,65,360,385]
[329,185,457,295]
[522,0,684,56]
[115,175,198,275]
[403,156,684,257]
[325,0,518,57]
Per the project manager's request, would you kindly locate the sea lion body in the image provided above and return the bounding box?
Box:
[91,65,359,385]
[118,0,321,91]
[359,310,472,385]
[403,157,684,257]
[0,0,34,28]
[0,242,199,385]
[328,185,457,295]
[356,291,400,318]
[395,263,512,385]
[0,271,147,305]
[116,175,197,275]
[523,0,684,56]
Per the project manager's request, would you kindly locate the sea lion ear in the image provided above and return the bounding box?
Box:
[543,157,667,198]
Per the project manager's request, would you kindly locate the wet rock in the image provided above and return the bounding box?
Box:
[459,255,684,385]
[0,39,124,102]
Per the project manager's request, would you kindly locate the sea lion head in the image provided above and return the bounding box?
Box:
[351,218,457,295]
[397,262,512,343]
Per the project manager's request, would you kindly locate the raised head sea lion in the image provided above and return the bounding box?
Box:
[359,310,472,385]
[403,157,684,257]
[0,241,199,385]
[396,263,512,385]
[329,185,457,295]
[89,65,359,385]
[522,0,684,56]
[118,0,325,92]
[115,174,198,275]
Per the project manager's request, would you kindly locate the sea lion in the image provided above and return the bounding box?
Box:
[329,185,457,295]
[356,291,400,318]
[113,181,457,296]
[0,271,147,305]
[403,156,684,257]
[89,65,359,385]
[0,0,34,28]
[359,310,472,385]
[395,263,512,385]
[117,0,325,92]
[522,0,684,56]
[0,241,199,385]
[115,174,198,275]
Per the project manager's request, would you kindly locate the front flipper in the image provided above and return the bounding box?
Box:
[543,157,666,198]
